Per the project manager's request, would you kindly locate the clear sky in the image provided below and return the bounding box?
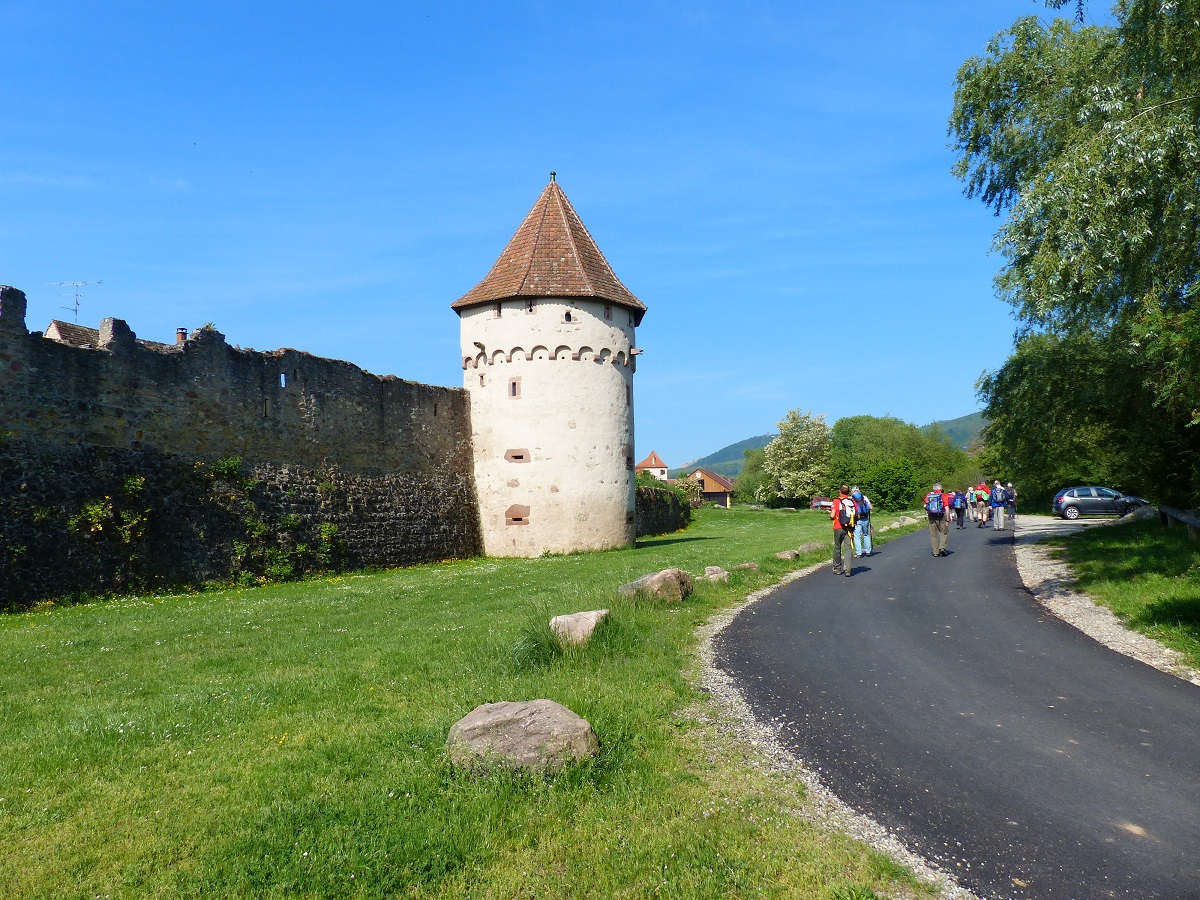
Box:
[1,1,1089,466]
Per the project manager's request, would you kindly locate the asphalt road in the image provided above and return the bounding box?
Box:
[715,517,1200,899]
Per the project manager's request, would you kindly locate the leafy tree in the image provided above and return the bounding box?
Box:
[759,410,833,504]
[859,458,924,512]
[950,1,1200,503]
[831,415,968,493]
[733,448,772,503]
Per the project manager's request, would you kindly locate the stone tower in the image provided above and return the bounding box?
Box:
[453,177,647,557]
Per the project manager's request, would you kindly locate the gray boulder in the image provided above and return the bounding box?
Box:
[549,609,609,647]
[733,562,760,572]
[774,550,799,560]
[797,541,825,554]
[618,568,694,603]
[703,566,730,583]
[1126,504,1159,521]
[447,699,599,773]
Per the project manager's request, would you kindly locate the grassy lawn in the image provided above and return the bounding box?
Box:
[1047,518,1200,670]
[1,507,930,900]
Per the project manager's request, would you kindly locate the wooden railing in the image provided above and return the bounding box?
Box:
[1159,505,1200,540]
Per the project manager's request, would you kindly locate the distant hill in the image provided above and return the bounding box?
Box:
[669,434,774,480]
[922,411,988,449]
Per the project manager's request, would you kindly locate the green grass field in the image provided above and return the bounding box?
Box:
[1047,518,1200,670]
[0,507,930,899]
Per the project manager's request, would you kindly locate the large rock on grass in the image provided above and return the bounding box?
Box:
[774,550,799,560]
[797,541,825,554]
[549,609,609,647]
[447,699,599,773]
[618,568,694,603]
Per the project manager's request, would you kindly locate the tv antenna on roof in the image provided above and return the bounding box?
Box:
[46,280,102,323]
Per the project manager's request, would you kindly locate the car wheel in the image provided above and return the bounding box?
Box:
[1062,505,1080,520]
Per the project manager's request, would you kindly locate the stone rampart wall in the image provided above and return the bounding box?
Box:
[0,286,483,605]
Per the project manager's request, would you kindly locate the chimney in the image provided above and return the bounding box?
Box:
[176,328,187,345]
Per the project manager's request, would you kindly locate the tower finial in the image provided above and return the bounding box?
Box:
[550,171,556,182]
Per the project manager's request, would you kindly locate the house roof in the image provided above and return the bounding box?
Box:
[44,320,175,352]
[635,451,668,470]
[690,468,734,493]
[452,178,647,325]
[45,320,100,348]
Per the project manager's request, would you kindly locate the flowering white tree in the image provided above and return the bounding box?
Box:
[757,409,833,503]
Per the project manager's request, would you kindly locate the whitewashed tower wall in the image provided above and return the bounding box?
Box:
[453,178,647,557]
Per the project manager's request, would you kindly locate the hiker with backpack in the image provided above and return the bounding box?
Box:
[851,487,873,558]
[952,488,968,529]
[923,482,950,557]
[1006,482,1017,524]
[974,481,990,527]
[990,479,1008,530]
[830,484,856,577]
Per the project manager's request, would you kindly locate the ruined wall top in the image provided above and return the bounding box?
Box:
[0,287,471,475]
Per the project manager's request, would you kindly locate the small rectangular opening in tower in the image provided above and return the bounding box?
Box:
[504,448,530,463]
[526,299,535,314]
[508,377,521,399]
[604,303,612,320]
[505,504,530,526]
[493,301,502,318]
[280,372,287,387]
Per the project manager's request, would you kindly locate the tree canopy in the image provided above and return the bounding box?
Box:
[951,1,1200,503]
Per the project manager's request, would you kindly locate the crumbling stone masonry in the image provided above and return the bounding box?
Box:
[0,285,483,606]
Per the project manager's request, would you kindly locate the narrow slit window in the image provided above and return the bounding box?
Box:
[280,372,287,387]
[493,301,502,318]
[479,374,485,387]
[564,310,572,323]
[505,504,530,526]
[508,377,521,399]
[505,448,530,463]
[604,303,612,320]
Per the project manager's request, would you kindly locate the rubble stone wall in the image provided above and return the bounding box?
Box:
[0,285,483,606]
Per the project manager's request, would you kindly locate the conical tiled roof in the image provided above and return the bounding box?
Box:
[452,179,646,324]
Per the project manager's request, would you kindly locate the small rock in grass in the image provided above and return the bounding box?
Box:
[733,562,760,572]
[703,566,730,583]
[447,699,599,773]
[549,609,609,647]
[797,541,824,554]
[618,568,694,603]
[775,550,799,560]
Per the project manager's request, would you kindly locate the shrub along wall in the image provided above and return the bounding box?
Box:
[635,485,691,537]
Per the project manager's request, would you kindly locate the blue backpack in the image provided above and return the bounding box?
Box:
[925,492,944,515]
[952,493,965,509]
[856,498,870,520]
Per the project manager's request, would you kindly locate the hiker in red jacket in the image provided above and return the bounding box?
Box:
[830,484,855,577]
[923,483,950,557]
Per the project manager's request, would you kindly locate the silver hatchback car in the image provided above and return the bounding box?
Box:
[1052,486,1146,520]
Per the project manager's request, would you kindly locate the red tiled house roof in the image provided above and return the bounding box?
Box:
[635,451,668,470]
[452,178,646,325]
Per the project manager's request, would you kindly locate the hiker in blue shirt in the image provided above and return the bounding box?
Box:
[990,479,1008,530]
[851,487,873,558]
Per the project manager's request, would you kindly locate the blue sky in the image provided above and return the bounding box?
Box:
[1,1,1091,466]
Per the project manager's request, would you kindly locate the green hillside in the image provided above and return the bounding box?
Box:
[669,434,774,479]
[922,411,988,449]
